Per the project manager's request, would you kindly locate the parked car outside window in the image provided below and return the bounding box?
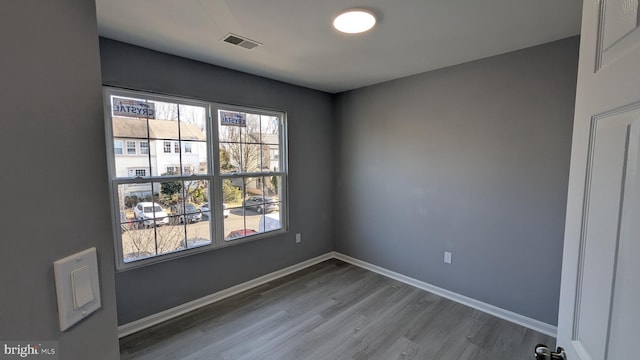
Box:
[201,203,229,219]
[243,196,279,213]
[133,202,169,227]
[170,203,202,224]
[225,229,258,241]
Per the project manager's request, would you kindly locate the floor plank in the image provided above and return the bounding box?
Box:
[120,259,555,360]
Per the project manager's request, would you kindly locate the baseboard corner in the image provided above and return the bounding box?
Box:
[332,252,557,337]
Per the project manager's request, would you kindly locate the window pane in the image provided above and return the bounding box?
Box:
[154,225,187,256]
[119,183,153,208]
[113,117,149,139]
[179,104,207,142]
[177,141,195,176]
[117,179,213,262]
[114,140,123,155]
[269,151,280,172]
[150,100,179,122]
[184,179,208,204]
[264,175,282,199]
[193,142,208,174]
[114,142,150,178]
[218,112,280,172]
[241,143,262,172]
[117,183,164,262]
[257,209,282,233]
[149,114,180,140]
[121,227,156,263]
[259,144,271,171]
[261,115,280,145]
[127,141,136,154]
[244,212,261,238]
[169,180,211,247]
[185,220,211,249]
[153,179,183,205]
[219,143,239,174]
[223,178,246,241]
[244,113,261,144]
[220,142,262,173]
[218,110,245,143]
[140,141,149,155]
[244,177,264,202]
[111,95,151,138]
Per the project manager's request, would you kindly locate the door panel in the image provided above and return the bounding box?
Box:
[601,0,638,48]
[558,0,640,358]
[606,117,640,360]
[572,111,640,359]
[599,0,640,68]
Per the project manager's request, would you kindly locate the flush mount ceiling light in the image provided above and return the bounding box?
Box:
[333,9,376,34]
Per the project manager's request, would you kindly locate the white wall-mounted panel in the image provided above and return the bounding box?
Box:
[53,248,102,331]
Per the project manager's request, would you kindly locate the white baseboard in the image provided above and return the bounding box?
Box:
[117,252,334,338]
[118,251,556,338]
[333,252,557,337]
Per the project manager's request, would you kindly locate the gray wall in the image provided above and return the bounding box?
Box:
[99,39,335,325]
[334,37,579,325]
[0,0,577,350]
[0,1,120,359]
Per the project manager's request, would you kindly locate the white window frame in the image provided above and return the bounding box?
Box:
[104,87,288,270]
[126,140,137,155]
[139,141,149,155]
[129,168,147,177]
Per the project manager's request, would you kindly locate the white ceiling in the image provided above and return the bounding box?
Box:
[96,0,583,93]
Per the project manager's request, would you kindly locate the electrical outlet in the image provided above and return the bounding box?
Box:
[296,233,302,243]
[444,251,452,264]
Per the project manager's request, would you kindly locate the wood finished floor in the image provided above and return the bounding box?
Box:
[120,259,554,360]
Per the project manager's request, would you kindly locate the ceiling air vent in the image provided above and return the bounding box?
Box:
[222,33,261,50]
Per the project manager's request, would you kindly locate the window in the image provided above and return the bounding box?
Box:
[129,168,147,177]
[140,141,149,155]
[126,141,137,155]
[114,140,123,155]
[105,88,287,269]
[218,109,285,242]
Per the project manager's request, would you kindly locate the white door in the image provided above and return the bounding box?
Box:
[557,0,640,359]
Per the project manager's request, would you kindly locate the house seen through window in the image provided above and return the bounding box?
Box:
[140,141,149,155]
[105,88,287,269]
